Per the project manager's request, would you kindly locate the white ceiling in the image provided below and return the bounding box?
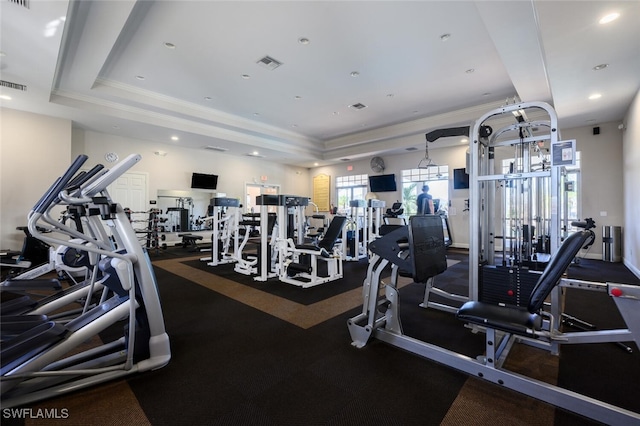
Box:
[1,1,639,167]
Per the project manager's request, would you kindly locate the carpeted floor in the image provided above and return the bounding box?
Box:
[6,246,639,425]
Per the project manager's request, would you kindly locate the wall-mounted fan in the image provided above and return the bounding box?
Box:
[370,156,385,173]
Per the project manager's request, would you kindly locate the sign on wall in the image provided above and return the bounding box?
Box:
[313,174,331,211]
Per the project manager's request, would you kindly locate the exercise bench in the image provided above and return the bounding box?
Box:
[177,234,203,251]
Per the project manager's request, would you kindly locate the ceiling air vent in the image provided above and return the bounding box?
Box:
[256,55,283,71]
[405,147,418,151]
[349,103,367,110]
[7,0,29,9]
[204,146,228,152]
[0,80,27,91]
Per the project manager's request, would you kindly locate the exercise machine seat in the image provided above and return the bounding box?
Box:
[295,215,347,255]
[456,230,592,335]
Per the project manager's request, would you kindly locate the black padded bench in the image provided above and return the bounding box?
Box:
[177,234,203,251]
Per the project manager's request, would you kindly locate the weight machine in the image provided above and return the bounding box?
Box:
[342,200,368,261]
[203,197,241,266]
[347,214,639,425]
[367,199,385,242]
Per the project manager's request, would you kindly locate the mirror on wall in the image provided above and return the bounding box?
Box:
[156,190,221,232]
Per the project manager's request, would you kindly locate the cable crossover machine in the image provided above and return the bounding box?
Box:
[348,101,639,425]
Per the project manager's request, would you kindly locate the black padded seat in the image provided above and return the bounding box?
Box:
[456,302,542,336]
[295,215,347,257]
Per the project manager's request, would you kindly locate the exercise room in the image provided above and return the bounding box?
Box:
[1,1,639,425]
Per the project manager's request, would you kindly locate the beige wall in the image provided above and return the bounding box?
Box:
[71,129,310,205]
[1,108,72,249]
[622,89,640,275]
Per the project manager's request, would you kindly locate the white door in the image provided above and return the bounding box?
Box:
[108,172,148,228]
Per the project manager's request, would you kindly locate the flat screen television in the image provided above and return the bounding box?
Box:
[369,174,397,192]
[453,168,469,189]
[191,172,218,190]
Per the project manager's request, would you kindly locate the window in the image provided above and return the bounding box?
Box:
[401,166,449,216]
[336,174,368,213]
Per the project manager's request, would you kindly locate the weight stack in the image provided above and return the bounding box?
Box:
[480,265,541,307]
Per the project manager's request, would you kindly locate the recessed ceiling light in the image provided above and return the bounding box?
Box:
[482,92,491,96]
[0,94,12,100]
[313,162,319,166]
[593,63,609,71]
[135,75,145,80]
[412,110,419,114]
[204,96,212,101]
[386,93,394,98]
[586,119,597,123]
[171,136,179,141]
[252,151,259,156]
[241,74,251,79]
[333,111,340,115]
[350,71,360,77]
[599,12,620,24]
[465,68,475,74]
[112,125,120,129]
[154,150,168,156]
[0,51,5,57]
[298,37,310,45]
[164,42,176,49]
[291,124,298,128]
[461,138,468,143]
[440,33,451,41]
[588,93,602,100]
[294,95,302,100]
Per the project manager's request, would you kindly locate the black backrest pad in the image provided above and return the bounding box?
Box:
[527,231,591,313]
[408,215,448,283]
[319,215,347,251]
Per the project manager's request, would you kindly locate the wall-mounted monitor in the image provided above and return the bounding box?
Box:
[369,174,397,192]
[191,172,218,190]
[453,168,469,189]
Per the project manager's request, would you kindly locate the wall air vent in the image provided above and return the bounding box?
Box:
[8,0,29,9]
[0,80,27,91]
[204,146,228,152]
[256,55,283,70]
[349,103,367,110]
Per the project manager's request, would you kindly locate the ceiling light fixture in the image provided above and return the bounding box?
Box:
[593,63,609,71]
[465,68,475,74]
[298,37,310,45]
[589,93,602,100]
[154,151,168,156]
[171,136,179,141]
[599,12,620,24]
[204,96,212,101]
[0,94,12,100]
[164,42,176,49]
[417,137,438,169]
[440,33,451,41]
[241,74,251,79]
[135,75,145,80]
[294,95,302,100]
[350,71,360,77]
